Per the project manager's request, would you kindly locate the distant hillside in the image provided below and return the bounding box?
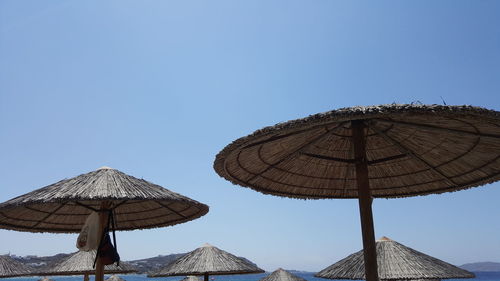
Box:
[11,253,72,270]
[11,252,259,274]
[128,254,260,274]
[128,253,186,273]
[460,262,500,272]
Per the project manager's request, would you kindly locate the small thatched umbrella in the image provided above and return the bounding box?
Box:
[105,275,126,281]
[214,104,500,281]
[181,276,202,281]
[0,167,209,281]
[148,243,264,281]
[38,277,55,281]
[0,255,35,278]
[36,250,137,281]
[260,268,307,281]
[315,237,474,280]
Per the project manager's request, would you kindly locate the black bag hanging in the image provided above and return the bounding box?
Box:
[93,210,120,267]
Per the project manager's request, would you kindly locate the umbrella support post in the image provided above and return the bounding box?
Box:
[352,120,379,281]
[84,274,89,281]
[95,201,111,281]
[204,273,209,281]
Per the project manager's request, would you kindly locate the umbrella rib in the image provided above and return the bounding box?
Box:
[155,201,189,219]
[370,124,458,187]
[74,201,100,212]
[241,122,348,183]
[372,118,500,139]
[301,152,356,163]
[301,152,407,164]
[29,202,69,229]
[111,200,128,210]
[241,122,347,149]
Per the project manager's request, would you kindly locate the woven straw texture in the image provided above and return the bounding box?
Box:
[0,255,35,278]
[260,269,307,281]
[35,250,136,276]
[105,275,126,281]
[148,244,264,277]
[0,167,209,233]
[315,237,474,280]
[214,104,500,199]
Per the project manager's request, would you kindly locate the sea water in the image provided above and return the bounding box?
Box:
[6,272,500,281]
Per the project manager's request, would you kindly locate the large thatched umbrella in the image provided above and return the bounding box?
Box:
[0,167,209,281]
[35,250,137,281]
[0,255,35,278]
[260,268,307,281]
[316,237,474,280]
[214,104,500,281]
[148,243,264,281]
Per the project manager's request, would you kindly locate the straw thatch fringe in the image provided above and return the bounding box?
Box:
[35,250,137,276]
[260,269,307,281]
[148,243,264,277]
[214,104,500,199]
[315,237,474,280]
[0,167,209,233]
[0,255,35,277]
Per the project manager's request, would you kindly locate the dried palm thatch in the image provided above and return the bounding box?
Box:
[315,237,474,280]
[148,243,264,278]
[0,167,209,233]
[214,104,500,199]
[35,250,137,276]
[181,276,202,281]
[0,255,35,278]
[105,275,126,281]
[260,268,307,281]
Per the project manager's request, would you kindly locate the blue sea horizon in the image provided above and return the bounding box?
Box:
[6,272,500,281]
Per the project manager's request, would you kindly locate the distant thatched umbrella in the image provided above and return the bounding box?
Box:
[105,275,126,281]
[315,237,474,280]
[260,269,307,281]
[148,243,264,281]
[35,250,136,281]
[214,104,500,281]
[0,255,35,278]
[0,167,209,281]
[181,276,202,281]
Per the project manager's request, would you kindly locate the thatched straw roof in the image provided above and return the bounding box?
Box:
[35,250,137,276]
[315,237,474,280]
[214,104,500,199]
[181,276,202,281]
[0,255,35,278]
[260,269,307,281]
[148,243,264,277]
[0,167,209,233]
[105,275,126,281]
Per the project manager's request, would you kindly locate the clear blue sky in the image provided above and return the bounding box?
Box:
[1,0,499,272]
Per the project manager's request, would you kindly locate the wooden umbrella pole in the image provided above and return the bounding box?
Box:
[84,274,89,281]
[352,120,379,281]
[95,201,111,281]
[204,273,209,281]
